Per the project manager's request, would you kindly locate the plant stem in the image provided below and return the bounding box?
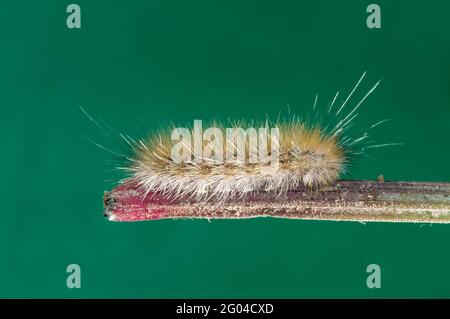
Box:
[103,180,450,223]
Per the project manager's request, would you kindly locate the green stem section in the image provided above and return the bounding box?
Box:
[104,180,450,223]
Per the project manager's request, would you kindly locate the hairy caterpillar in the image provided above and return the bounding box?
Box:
[85,72,399,203]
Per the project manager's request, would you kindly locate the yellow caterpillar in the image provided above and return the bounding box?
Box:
[84,72,399,202]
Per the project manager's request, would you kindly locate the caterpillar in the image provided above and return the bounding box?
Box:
[85,72,399,203]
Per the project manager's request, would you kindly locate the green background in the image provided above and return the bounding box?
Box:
[1,0,450,298]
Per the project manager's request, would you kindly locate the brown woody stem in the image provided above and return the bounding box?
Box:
[103,179,450,223]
